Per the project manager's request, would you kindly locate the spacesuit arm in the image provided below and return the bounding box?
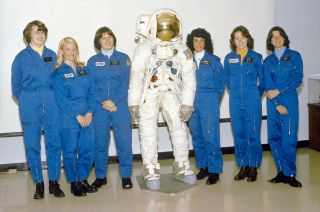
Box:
[276,52,303,96]
[11,57,22,101]
[128,41,149,107]
[111,56,131,105]
[53,71,79,118]
[179,47,196,106]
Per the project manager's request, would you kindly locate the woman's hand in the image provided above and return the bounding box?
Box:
[276,105,288,115]
[84,112,93,126]
[102,100,117,112]
[76,115,89,127]
[267,89,280,99]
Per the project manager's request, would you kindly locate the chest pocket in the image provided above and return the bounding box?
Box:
[243,57,255,75]
[92,60,106,80]
[280,57,292,73]
[110,60,122,77]
[66,74,88,98]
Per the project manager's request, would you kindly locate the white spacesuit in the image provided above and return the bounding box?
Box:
[128,9,197,190]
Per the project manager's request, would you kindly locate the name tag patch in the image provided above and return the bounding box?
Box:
[44,57,52,62]
[229,58,239,63]
[95,62,105,66]
[64,73,74,78]
[201,60,211,65]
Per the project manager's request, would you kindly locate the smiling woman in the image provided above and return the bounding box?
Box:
[11,20,64,199]
[53,37,98,196]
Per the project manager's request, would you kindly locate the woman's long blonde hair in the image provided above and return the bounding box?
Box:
[55,37,84,68]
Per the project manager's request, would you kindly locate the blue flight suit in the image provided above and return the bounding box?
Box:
[224,49,263,168]
[53,64,97,182]
[188,51,224,174]
[11,45,61,183]
[263,48,303,177]
[87,50,132,179]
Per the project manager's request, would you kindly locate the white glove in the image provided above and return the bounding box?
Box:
[129,105,140,127]
[180,105,194,122]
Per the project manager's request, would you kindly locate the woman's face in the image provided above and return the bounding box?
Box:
[100,33,114,50]
[193,36,205,53]
[234,31,248,50]
[271,30,285,49]
[62,42,77,63]
[30,25,46,47]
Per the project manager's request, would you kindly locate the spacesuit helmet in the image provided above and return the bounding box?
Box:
[143,9,182,43]
[156,12,180,42]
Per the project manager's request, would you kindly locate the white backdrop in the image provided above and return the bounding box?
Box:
[0,0,274,133]
[0,0,279,164]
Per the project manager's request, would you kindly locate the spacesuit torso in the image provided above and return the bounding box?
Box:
[129,39,196,107]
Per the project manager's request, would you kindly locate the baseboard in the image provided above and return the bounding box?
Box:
[0,115,268,138]
[0,140,309,172]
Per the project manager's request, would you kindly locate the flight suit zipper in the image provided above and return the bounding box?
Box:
[288,118,291,135]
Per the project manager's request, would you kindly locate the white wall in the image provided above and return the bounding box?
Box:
[5,0,316,165]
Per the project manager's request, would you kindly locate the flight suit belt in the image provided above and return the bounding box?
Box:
[23,85,53,91]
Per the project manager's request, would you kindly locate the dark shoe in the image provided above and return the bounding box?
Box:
[269,172,286,184]
[247,167,258,182]
[122,178,133,189]
[196,167,208,180]
[71,182,87,197]
[206,173,219,185]
[234,166,249,181]
[49,180,65,198]
[91,177,107,189]
[285,176,302,188]
[34,182,44,199]
[79,180,98,193]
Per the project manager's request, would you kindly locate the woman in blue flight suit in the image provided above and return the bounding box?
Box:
[11,20,64,199]
[224,26,263,182]
[264,26,303,188]
[186,28,225,185]
[53,37,98,196]
[87,27,132,189]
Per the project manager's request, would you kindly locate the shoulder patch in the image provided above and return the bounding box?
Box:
[183,49,192,60]
[126,59,131,67]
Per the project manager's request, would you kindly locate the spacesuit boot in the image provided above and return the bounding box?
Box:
[173,160,197,185]
[141,163,161,190]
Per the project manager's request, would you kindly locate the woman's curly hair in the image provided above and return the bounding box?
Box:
[186,28,213,54]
